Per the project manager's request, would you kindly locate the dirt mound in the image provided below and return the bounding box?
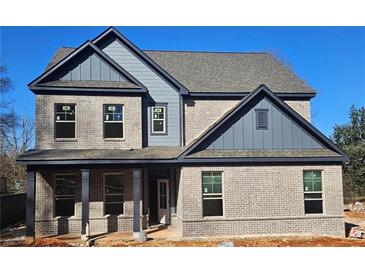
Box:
[30,238,75,247]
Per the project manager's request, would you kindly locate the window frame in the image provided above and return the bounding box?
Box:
[54,103,76,140]
[255,108,269,130]
[150,103,168,135]
[103,104,124,140]
[202,171,224,217]
[303,170,324,214]
[103,173,125,216]
[54,173,77,217]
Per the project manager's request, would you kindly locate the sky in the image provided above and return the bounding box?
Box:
[1,26,364,141]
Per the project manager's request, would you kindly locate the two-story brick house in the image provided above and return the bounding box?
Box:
[18,27,348,240]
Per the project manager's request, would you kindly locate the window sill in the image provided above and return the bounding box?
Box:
[304,213,324,216]
[103,138,125,142]
[202,215,224,220]
[55,138,77,142]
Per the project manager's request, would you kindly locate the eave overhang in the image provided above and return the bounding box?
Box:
[17,156,347,167]
[187,92,316,100]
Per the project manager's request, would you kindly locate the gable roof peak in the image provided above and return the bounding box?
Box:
[28,38,147,93]
[178,84,348,161]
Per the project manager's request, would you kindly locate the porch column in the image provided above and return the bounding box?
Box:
[143,169,149,215]
[133,168,141,238]
[170,169,176,214]
[81,169,90,240]
[26,170,36,239]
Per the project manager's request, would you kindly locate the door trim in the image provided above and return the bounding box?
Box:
[157,178,170,224]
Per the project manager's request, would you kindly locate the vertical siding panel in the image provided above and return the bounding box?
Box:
[291,122,302,149]
[262,99,273,149]
[233,117,243,149]
[80,56,91,80]
[100,59,110,81]
[272,103,282,149]
[205,97,324,151]
[90,54,101,80]
[223,126,234,149]
[243,110,253,149]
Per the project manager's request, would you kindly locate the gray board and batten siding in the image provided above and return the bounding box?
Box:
[58,51,128,82]
[100,38,181,147]
[206,97,324,150]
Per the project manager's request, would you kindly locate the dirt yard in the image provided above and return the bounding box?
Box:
[1,211,364,247]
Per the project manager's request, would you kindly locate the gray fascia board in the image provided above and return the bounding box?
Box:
[178,85,349,160]
[16,155,347,166]
[29,86,147,95]
[92,27,189,95]
[180,156,347,164]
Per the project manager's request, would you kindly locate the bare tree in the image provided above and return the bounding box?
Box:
[0,64,34,194]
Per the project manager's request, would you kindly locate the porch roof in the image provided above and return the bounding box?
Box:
[17,147,185,162]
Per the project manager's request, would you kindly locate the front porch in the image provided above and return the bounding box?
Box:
[25,166,180,241]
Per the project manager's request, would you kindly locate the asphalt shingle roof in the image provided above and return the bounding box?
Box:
[45,47,314,93]
[187,149,340,158]
[144,50,314,93]
[17,147,185,161]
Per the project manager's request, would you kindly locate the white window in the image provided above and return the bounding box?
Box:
[202,172,223,216]
[104,104,124,138]
[151,105,167,134]
[303,170,323,214]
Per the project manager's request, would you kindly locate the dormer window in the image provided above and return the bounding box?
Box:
[151,104,167,134]
[255,109,268,130]
[55,104,76,139]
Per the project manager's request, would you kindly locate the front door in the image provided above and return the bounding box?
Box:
[157,179,170,224]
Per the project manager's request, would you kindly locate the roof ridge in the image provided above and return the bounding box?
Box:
[143,49,270,54]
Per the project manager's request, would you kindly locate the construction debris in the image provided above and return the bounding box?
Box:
[344,201,365,212]
[349,227,364,239]
[218,241,234,247]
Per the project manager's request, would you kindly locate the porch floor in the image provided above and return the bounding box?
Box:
[43,224,180,246]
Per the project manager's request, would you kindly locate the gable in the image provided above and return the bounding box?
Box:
[58,51,127,82]
[179,85,348,162]
[29,41,146,93]
[206,97,323,150]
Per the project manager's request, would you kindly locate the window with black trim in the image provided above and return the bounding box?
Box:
[104,104,124,139]
[303,171,323,214]
[151,105,166,134]
[104,174,124,215]
[55,175,76,217]
[55,104,75,138]
[202,171,223,217]
[255,109,268,130]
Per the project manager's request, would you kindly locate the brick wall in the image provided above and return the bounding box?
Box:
[35,94,142,149]
[34,168,144,236]
[177,165,345,237]
[183,99,311,145]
